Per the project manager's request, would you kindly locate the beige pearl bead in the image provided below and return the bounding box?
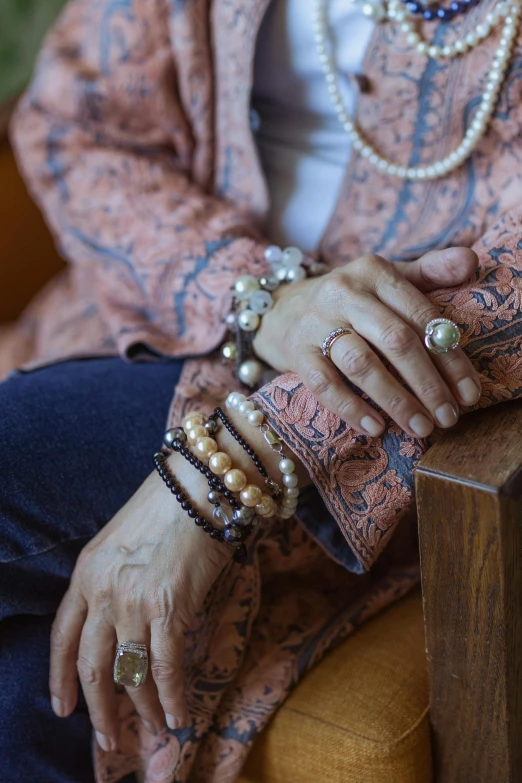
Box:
[224,469,248,492]
[247,410,265,427]
[183,414,205,433]
[195,437,218,460]
[240,484,264,508]
[255,494,275,516]
[187,424,206,445]
[209,451,232,476]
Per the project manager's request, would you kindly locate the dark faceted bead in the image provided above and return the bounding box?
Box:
[188,508,198,518]
[205,469,213,479]
[166,479,173,488]
[246,447,254,455]
[407,1,422,11]
[223,490,234,500]
[202,522,213,533]
[181,500,191,511]
[194,516,204,526]
[173,485,181,494]
[209,529,221,539]
[175,492,185,502]
[172,441,182,452]
[423,8,436,19]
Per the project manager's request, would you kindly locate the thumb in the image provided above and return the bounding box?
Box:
[393,247,479,293]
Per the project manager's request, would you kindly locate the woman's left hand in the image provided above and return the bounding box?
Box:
[49,462,233,751]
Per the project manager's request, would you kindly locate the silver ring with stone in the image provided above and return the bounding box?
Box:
[321,326,356,360]
[424,318,461,355]
[113,642,149,688]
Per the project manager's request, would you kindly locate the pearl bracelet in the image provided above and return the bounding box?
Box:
[221,245,326,388]
[225,392,300,519]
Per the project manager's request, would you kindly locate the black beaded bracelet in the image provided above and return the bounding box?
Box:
[209,407,281,499]
[153,451,248,563]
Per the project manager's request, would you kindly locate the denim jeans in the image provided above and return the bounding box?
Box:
[0,358,184,783]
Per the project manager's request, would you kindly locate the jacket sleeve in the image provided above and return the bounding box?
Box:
[10,0,270,359]
[252,207,522,572]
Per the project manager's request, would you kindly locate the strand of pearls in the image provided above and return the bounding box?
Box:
[313,0,521,180]
[388,0,515,59]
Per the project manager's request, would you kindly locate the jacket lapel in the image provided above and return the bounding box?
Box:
[212,0,272,217]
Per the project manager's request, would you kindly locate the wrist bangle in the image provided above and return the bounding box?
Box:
[220,245,326,389]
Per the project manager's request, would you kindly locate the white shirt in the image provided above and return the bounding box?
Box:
[253,0,374,251]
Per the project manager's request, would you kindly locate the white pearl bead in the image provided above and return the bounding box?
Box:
[234,275,260,300]
[282,247,304,267]
[286,266,307,283]
[284,486,300,498]
[238,359,264,386]
[283,473,298,488]
[275,266,288,282]
[226,392,245,410]
[238,400,256,417]
[249,290,273,314]
[237,310,260,332]
[264,245,282,264]
[279,458,295,475]
[247,409,265,426]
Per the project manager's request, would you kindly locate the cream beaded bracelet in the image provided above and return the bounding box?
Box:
[221,245,326,388]
[225,393,301,520]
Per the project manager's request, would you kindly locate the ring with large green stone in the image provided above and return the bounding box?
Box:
[424,318,461,355]
[113,642,149,688]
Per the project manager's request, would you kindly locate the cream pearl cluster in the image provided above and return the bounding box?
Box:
[222,244,324,388]
[388,0,516,58]
[313,0,521,180]
[181,410,270,516]
[226,392,301,521]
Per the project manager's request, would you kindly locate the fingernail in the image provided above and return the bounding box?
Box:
[166,714,179,730]
[458,377,481,405]
[435,403,459,428]
[409,413,434,438]
[51,696,66,717]
[95,732,111,752]
[360,415,384,436]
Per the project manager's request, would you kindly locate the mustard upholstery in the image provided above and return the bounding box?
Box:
[239,589,432,783]
[2,142,432,783]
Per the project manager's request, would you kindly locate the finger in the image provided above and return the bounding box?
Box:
[115,624,165,735]
[372,271,482,407]
[150,616,188,730]
[298,346,387,435]
[328,330,436,438]
[393,247,478,293]
[349,297,462,431]
[50,585,88,718]
[77,615,119,752]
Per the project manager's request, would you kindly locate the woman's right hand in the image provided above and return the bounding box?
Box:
[253,247,482,438]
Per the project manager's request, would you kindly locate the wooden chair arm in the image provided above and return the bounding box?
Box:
[416,401,522,783]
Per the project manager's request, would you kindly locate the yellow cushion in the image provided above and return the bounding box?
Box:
[238,589,432,783]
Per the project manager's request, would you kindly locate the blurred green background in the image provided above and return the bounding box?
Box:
[0,0,67,104]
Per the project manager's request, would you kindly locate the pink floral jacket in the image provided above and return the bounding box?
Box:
[4,0,522,780]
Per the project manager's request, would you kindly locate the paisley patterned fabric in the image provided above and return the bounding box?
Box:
[3,0,522,780]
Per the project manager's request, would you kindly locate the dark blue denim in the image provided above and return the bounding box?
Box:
[0,358,184,783]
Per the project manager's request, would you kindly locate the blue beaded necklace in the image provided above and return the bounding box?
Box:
[403,0,480,21]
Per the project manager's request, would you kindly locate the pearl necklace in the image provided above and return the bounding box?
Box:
[388,0,515,59]
[313,0,521,179]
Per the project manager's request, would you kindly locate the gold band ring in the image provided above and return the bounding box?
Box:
[113,641,149,688]
[321,326,356,360]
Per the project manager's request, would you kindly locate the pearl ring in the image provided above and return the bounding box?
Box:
[424,318,461,355]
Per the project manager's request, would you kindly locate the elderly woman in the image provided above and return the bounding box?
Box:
[1,0,521,780]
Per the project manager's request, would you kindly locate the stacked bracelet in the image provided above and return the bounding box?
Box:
[224,393,300,519]
[220,245,326,389]
[153,451,248,563]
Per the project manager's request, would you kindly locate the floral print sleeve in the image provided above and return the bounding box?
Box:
[252,208,522,572]
[10,0,270,361]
